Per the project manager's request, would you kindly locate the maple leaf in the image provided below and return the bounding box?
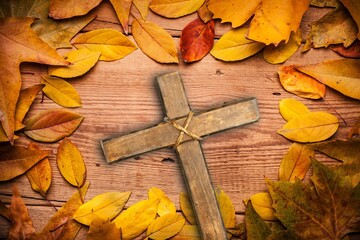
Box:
[0,17,67,143]
[267,159,360,239]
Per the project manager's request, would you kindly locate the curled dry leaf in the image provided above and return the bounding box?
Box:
[48,48,101,78]
[133,0,151,20]
[150,0,205,18]
[296,59,360,100]
[210,27,265,61]
[57,138,86,187]
[341,0,360,38]
[109,0,132,34]
[278,111,339,143]
[197,0,213,23]
[278,65,326,99]
[71,28,137,61]
[249,192,276,221]
[279,143,314,182]
[73,191,131,226]
[279,98,310,121]
[263,29,302,64]
[49,0,102,19]
[303,6,358,52]
[132,18,179,63]
[36,182,90,239]
[171,225,201,240]
[24,108,84,142]
[26,142,52,197]
[113,198,160,239]
[180,18,214,63]
[42,76,82,108]
[245,201,271,240]
[146,213,186,239]
[148,187,176,216]
[87,217,121,240]
[330,39,360,58]
[179,192,196,225]
[0,144,51,181]
[310,0,338,7]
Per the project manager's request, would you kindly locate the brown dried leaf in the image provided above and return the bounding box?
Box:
[87,217,121,240]
[8,185,36,240]
[341,0,360,38]
[110,0,133,34]
[0,144,51,181]
[278,65,326,99]
[0,200,12,221]
[310,0,339,7]
[26,142,52,197]
[330,39,360,58]
[49,0,102,19]
[24,108,84,142]
[180,18,214,63]
[348,117,360,139]
[197,0,213,23]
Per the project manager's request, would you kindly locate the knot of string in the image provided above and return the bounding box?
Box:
[165,111,202,149]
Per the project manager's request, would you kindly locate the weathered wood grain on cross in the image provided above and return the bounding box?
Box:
[102,72,259,238]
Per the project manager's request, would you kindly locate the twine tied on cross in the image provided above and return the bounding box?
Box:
[165,111,202,148]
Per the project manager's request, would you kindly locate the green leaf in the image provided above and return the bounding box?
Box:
[245,201,271,240]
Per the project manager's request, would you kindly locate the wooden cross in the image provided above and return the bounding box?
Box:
[101,72,259,239]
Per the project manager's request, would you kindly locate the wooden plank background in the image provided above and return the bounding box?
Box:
[1,2,360,239]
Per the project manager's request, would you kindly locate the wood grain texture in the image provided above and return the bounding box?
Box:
[1,2,360,239]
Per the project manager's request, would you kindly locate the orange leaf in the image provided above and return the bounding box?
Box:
[180,18,214,63]
[26,143,52,197]
[8,185,36,239]
[0,18,67,143]
[0,144,51,181]
[49,0,102,19]
[278,65,326,99]
[330,39,360,58]
[110,0,133,34]
[197,0,213,23]
[24,109,84,142]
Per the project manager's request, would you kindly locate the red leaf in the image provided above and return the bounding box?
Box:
[180,18,215,63]
[330,39,360,58]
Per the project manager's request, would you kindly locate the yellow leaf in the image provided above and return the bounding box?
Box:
[74,191,131,226]
[179,192,196,225]
[279,143,314,182]
[48,48,101,78]
[249,192,276,221]
[278,65,326,99]
[113,198,160,239]
[109,0,132,34]
[210,27,265,61]
[132,18,179,63]
[278,112,339,143]
[171,225,201,240]
[147,213,186,239]
[247,0,310,45]
[207,0,261,28]
[42,76,82,108]
[215,188,235,229]
[26,143,52,197]
[296,59,360,100]
[133,0,151,20]
[57,138,86,187]
[72,29,137,61]
[149,0,205,18]
[148,187,176,216]
[87,217,121,240]
[341,0,360,38]
[279,98,310,121]
[263,29,302,64]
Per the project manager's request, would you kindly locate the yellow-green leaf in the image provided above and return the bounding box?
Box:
[113,198,160,239]
[57,138,86,187]
[133,0,151,20]
[109,0,132,34]
[279,143,314,182]
[216,188,235,229]
[278,65,326,99]
[148,187,176,216]
[249,192,276,221]
[263,29,302,64]
[278,111,339,143]
[247,0,310,45]
[207,0,261,28]
[150,0,205,18]
[87,217,121,240]
[341,0,360,39]
[24,108,84,142]
[72,29,137,61]
[132,18,179,63]
[179,192,196,225]
[26,142,52,197]
[171,225,201,240]
[42,76,82,108]
[210,27,265,61]
[74,191,131,226]
[296,59,360,100]
[147,213,186,239]
[48,48,101,78]
[279,98,310,121]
